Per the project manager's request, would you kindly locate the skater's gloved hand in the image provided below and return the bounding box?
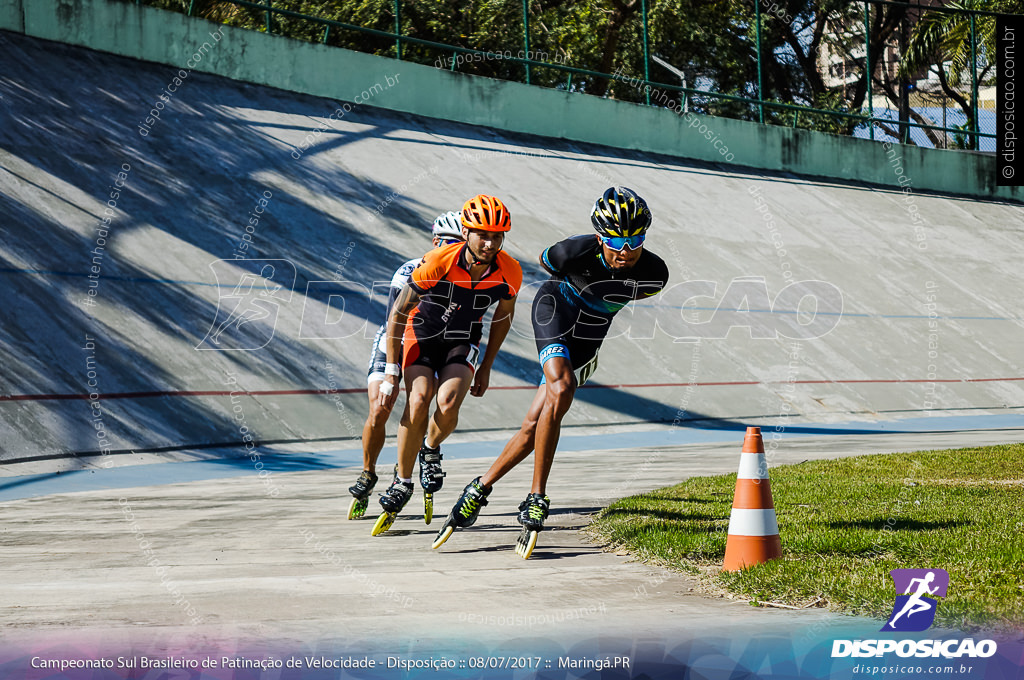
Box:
[470,365,491,397]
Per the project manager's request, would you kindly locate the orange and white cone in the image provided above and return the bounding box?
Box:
[722,426,782,571]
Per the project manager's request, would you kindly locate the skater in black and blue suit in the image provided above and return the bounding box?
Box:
[433,186,670,558]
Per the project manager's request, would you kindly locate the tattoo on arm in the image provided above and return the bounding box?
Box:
[393,284,421,317]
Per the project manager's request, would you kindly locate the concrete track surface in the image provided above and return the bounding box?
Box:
[3,425,1024,678]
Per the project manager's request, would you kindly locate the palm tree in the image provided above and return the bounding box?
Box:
[901,0,1024,149]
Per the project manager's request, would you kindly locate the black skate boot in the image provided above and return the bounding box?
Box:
[347,470,379,520]
[418,441,446,525]
[418,442,446,492]
[371,478,414,536]
[515,493,550,559]
[431,477,491,549]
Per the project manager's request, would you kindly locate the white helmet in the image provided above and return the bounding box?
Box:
[431,211,464,240]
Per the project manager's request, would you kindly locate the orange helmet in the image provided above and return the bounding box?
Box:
[461,194,511,232]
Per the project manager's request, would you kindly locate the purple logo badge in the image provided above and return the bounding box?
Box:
[881,568,949,632]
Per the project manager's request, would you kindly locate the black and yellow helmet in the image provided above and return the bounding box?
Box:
[590,186,652,237]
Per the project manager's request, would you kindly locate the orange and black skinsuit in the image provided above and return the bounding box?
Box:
[404,242,523,372]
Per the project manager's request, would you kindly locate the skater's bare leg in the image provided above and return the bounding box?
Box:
[530,357,575,495]
[479,384,546,488]
[481,356,575,492]
[397,365,436,479]
[426,363,474,447]
[361,380,393,474]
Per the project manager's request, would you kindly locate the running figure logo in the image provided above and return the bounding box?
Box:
[197,259,295,351]
[881,568,950,632]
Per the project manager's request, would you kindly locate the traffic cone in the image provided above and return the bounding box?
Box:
[722,426,782,571]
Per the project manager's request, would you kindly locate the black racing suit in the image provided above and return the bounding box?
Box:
[532,234,669,385]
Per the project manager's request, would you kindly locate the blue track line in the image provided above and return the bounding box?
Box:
[1,414,1020,502]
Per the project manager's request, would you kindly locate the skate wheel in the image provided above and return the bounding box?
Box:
[424,492,433,525]
[371,511,396,536]
[515,529,539,559]
[347,496,368,520]
[431,524,454,550]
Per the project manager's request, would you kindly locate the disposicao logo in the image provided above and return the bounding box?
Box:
[882,568,949,632]
[831,568,998,660]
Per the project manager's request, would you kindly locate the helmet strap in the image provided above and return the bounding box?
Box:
[462,242,487,267]
[463,232,502,267]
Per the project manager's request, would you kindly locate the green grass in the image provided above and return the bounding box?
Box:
[584,443,1024,632]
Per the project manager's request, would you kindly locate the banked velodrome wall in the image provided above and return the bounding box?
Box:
[1,5,1022,464]
[0,0,1015,201]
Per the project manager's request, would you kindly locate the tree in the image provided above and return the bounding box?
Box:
[902,0,1022,149]
[120,0,1020,146]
